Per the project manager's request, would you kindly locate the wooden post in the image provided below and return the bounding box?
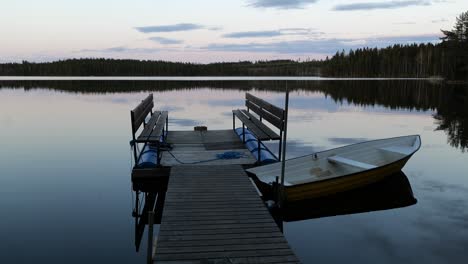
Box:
[279,83,289,208]
[278,131,283,161]
[147,211,154,264]
[165,115,168,137]
[130,112,138,163]
[242,124,246,143]
[232,112,235,130]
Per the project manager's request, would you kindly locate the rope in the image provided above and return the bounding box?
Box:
[167,150,249,165]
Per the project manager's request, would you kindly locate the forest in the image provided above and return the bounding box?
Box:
[322,11,468,80]
[0,11,466,80]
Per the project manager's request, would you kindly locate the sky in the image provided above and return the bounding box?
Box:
[0,0,465,63]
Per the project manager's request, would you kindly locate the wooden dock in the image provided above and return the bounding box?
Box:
[154,165,299,263]
[129,94,299,263]
[144,130,299,263]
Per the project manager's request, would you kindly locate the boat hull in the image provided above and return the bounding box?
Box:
[255,156,411,202]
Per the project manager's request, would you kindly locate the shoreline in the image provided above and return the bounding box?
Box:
[0,76,447,81]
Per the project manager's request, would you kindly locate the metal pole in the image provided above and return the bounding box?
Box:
[279,82,289,207]
[147,211,154,264]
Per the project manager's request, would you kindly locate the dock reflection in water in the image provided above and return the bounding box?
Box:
[272,171,416,224]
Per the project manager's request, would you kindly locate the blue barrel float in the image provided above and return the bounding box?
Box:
[136,133,166,168]
[235,128,278,164]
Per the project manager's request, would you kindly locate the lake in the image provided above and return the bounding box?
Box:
[1,79,467,263]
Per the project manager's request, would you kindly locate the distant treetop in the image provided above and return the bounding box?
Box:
[441,10,468,42]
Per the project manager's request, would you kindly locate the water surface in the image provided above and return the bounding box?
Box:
[0,80,467,263]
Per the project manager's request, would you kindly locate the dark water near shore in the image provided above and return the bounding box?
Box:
[1,79,467,263]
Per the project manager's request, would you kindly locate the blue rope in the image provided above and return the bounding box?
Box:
[216,151,248,159]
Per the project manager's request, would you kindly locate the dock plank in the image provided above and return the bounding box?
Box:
[154,165,299,263]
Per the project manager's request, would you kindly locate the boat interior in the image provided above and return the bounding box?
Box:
[247,135,421,186]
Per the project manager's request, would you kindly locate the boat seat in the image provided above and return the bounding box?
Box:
[327,155,377,170]
[379,146,413,155]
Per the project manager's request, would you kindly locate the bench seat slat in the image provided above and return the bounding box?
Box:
[240,110,280,140]
[138,111,161,139]
[136,111,168,143]
[233,110,270,141]
[148,111,168,141]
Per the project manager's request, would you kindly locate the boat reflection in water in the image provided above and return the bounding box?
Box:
[270,171,417,224]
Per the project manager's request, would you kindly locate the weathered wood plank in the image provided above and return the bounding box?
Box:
[155,249,297,261]
[148,111,168,139]
[246,93,285,119]
[131,94,153,131]
[133,100,154,132]
[159,227,279,237]
[156,242,292,254]
[137,111,161,139]
[154,164,299,263]
[157,236,287,249]
[156,255,299,264]
[158,231,284,242]
[233,109,270,140]
[241,109,280,139]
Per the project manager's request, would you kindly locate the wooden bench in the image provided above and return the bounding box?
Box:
[233,93,285,162]
[130,94,168,166]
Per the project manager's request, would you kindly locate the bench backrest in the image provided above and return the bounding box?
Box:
[245,93,285,130]
[130,94,154,136]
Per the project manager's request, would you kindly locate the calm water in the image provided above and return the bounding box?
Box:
[1,80,467,263]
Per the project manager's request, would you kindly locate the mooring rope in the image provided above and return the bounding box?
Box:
[167,150,249,165]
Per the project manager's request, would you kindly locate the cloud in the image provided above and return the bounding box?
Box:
[135,23,204,33]
[149,36,183,45]
[224,30,283,38]
[333,0,431,11]
[393,21,417,25]
[431,18,448,23]
[203,34,441,54]
[79,46,161,53]
[223,28,319,38]
[248,0,318,9]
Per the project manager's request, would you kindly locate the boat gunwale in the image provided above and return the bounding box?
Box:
[248,134,421,188]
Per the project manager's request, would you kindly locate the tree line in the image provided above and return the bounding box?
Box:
[0,11,466,80]
[0,59,321,77]
[322,11,468,80]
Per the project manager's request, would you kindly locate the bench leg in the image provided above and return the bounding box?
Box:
[156,142,161,166]
[242,124,245,143]
[232,113,235,131]
[278,131,283,161]
[133,144,138,165]
[166,116,168,137]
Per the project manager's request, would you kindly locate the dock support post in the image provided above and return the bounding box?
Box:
[232,113,235,130]
[279,83,289,208]
[147,211,154,264]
